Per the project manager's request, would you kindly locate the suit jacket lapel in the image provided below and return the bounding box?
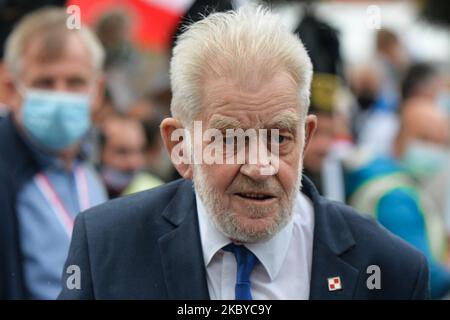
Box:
[158,180,210,299]
[157,177,361,300]
[309,241,360,299]
[302,176,361,299]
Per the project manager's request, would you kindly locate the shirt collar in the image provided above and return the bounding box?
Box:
[196,191,305,281]
[196,192,230,267]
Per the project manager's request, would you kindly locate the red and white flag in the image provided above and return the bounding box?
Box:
[67,0,195,51]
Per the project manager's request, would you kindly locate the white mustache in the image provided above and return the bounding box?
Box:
[227,177,283,197]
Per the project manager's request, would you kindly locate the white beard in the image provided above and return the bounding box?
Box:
[192,164,302,243]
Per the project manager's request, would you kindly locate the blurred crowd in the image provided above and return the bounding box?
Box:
[1,0,450,300]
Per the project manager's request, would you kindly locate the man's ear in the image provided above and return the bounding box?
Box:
[303,114,317,154]
[1,67,22,115]
[160,117,193,180]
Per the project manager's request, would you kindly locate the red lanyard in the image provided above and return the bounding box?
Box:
[34,165,90,237]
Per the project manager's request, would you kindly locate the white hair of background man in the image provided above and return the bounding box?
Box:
[4,7,105,79]
[170,6,313,127]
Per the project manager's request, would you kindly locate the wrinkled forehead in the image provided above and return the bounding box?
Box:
[198,71,303,130]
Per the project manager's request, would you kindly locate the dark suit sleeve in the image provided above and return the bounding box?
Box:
[410,254,430,300]
[58,212,94,299]
[0,163,26,299]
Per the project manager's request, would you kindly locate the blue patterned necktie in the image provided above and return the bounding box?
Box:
[223,243,258,300]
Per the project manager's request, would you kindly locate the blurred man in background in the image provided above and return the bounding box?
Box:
[351,29,410,156]
[376,28,410,93]
[303,74,340,197]
[99,115,146,198]
[298,8,354,203]
[122,117,165,196]
[0,7,107,299]
[346,100,450,299]
[94,10,149,114]
[401,62,444,103]
[303,109,335,194]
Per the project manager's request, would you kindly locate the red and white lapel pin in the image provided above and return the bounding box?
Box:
[327,276,342,291]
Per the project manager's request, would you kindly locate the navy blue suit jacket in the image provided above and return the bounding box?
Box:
[58,177,429,299]
[0,115,41,299]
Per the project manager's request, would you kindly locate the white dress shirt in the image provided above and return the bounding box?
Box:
[196,191,315,300]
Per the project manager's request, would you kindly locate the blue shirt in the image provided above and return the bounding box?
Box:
[16,140,107,299]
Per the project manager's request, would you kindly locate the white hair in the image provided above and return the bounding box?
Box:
[4,7,105,78]
[170,6,313,126]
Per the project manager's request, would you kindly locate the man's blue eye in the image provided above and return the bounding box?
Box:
[272,135,286,144]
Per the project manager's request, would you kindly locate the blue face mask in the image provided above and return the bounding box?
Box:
[437,90,450,115]
[101,165,136,193]
[21,89,91,151]
[402,140,448,182]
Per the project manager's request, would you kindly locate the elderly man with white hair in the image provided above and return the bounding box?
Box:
[59,7,429,300]
[0,8,107,299]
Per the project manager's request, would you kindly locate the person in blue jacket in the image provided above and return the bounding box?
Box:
[346,98,450,299]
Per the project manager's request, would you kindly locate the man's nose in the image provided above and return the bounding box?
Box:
[53,81,69,92]
[239,162,274,182]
